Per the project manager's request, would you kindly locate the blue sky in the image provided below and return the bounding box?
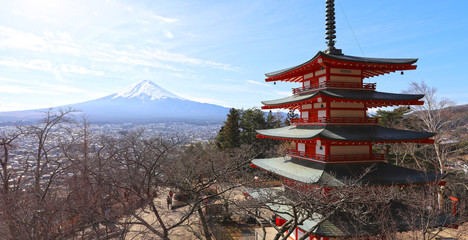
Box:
[0,0,467,112]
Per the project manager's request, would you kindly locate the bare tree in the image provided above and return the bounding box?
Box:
[89,132,257,239]
[403,81,465,210]
[404,81,459,174]
[0,108,82,239]
[0,130,21,194]
[237,169,456,240]
[163,143,256,239]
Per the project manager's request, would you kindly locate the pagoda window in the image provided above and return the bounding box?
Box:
[330,145,370,155]
[329,75,361,83]
[318,76,326,84]
[330,68,361,76]
[314,102,326,109]
[304,80,311,89]
[330,102,364,109]
[301,111,309,119]
[304,72,314,79]
[315,69,326,76]
[302,104,312,110]
[317,110,327,122]
[316,140,325,155]
[330,109,365,118]
[297,143,306,152]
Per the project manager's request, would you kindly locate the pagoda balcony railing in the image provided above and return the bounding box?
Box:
[292,82,376,95]
[290,117,378,125]
[286,149,385,162]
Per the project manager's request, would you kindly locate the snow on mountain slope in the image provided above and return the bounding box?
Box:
[110,80,185,101]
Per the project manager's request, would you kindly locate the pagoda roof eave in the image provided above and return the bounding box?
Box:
[261,90,424,109]
[265,51,418,81]
[265,52,322,78]
[251,156,444,187]
[255,125,435,143]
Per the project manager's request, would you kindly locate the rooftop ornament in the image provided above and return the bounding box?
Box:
[324,0,343,55]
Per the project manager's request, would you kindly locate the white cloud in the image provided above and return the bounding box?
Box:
[0,22,238,74]
[0,57,105,78]
[0,26,50,52]
[0,101,49,112]
[52,85,87,94]
[0,59,52,72]
[164,30,174,39]
[272,90,291,96]
[53,68,64,82]
[57,31,72,42]
[0,84,57,95]
[0,78,86,96]
[0,26,81,55]
[141,49,240,71]
[122,3,178,24]
[246,80,270,87]
[183,96,232,108]
[139,9,178,24]
[59,64,104,76]
[0,77,24,84]
[149,14,178,24]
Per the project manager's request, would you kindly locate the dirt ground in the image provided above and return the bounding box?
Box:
[396,222,468,240]
[124,188,200,240]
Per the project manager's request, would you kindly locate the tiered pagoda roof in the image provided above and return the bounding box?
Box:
[261,89,424,109]
[256,125,435,144]
[251,156,443,187]
[265,51,418,82]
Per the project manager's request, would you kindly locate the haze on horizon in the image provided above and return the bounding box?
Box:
[0,0,467,112]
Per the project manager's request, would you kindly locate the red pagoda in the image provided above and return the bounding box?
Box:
[249,0,453,239]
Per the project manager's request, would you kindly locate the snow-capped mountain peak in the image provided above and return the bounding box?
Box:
[112,80,185,100]
[0,79,230,123]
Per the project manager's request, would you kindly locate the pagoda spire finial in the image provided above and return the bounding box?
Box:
[324,0,343,55]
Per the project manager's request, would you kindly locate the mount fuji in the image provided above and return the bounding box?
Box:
[0,80,230,123]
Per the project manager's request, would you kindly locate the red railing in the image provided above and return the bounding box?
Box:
[290,117,378,125]
[286,149,385,162]
[292,82,376,94]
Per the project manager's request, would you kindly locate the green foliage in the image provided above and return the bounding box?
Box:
[240,108,266,145]
[284,109,298,126]
[216,108,284,154]
[374,106,410,128]
[265,110,283,129]
[216,108,241,150]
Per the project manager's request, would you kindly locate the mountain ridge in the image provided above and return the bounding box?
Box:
[0,80,230,124]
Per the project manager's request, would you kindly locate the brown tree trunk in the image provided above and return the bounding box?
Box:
[198,206,212,240]
[1,141,9,193]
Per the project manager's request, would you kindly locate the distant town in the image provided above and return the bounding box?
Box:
[0,121,222,188]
